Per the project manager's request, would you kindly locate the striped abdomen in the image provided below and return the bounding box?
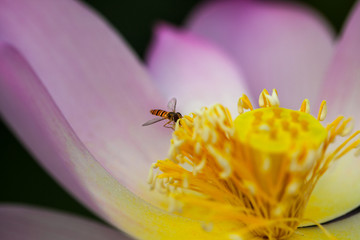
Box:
[150,109,169,118]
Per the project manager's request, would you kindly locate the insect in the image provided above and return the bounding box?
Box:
[142,97,182,129]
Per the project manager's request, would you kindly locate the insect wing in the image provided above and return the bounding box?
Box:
[167,97,177,112]
[142,117,166,126]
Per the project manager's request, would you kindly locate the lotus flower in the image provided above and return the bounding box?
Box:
[1,0,360,239]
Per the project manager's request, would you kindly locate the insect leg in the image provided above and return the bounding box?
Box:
[163,120,175,129]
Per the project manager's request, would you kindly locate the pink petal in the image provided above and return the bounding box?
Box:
[0,0,170,196]
[0,45,221,240]
[187,0,334,109]
[321,1,360,120]
[147,23,250,115]
[0,205,132,240]
[306,2,360,222]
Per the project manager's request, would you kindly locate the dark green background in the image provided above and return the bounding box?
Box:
[0,0,357,225]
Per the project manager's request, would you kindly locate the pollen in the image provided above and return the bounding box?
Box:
[148,89,360,240]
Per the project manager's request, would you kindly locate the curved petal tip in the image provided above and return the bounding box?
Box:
[147,23,251,116]
[187,0,334,109]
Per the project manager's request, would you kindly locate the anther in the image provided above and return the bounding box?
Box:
[270,89,280,107]
[208,146,232,178]
[147,163,157,184]
[182,175,189,188]
[193,157,206,175]
[238,94,253,114]
[317,101,327,121]
[259,89,280,108]
[340,119,354,136]
[259,90,268,108]
[299,99,310,114]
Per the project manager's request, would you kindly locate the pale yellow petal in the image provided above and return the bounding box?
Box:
[76,150,228,240]
[303,151,360,225]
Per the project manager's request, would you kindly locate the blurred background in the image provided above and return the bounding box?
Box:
[0,0,357,225]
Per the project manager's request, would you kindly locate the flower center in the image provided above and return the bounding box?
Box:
[148,89,360,240]
[235,107,327,156]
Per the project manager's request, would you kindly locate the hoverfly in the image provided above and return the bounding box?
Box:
[142,97,182,129]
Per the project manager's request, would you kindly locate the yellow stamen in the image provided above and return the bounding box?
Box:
[317,100,327,121]
[299,99,310,114]
[259,89,280,108]
[149,89,360,240]
[238,94,253,114]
